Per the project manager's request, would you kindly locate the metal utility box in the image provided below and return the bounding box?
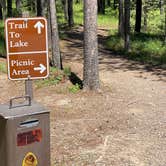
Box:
[0,99,50,166]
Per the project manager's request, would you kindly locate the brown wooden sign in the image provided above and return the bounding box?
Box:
[5,17,49,80]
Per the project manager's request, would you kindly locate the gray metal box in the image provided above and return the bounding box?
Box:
[0,101,50,166]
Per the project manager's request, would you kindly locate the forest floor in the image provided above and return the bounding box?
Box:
[0,27,166,166]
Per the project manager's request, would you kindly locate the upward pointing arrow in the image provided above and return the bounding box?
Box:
[34,21,44,34]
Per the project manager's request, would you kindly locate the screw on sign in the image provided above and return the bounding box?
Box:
[5,17,49,80]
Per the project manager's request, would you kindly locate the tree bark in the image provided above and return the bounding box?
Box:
[47,7,52,48]
[0,0,6,19]
[0,3,2,20]
[124,0,130,51]
[118,0,124,37]
[68,0,74,27]
[49,0,62,69]
[143,4,148,32]
[16,0,21,10]
[135,0,142,33]
[107,0,111,7]
[159,0,164,15]
[15,0,22,16]
[37,0,46,16]
[113,0,117,9]
[98,0,105,14]
[62,0,68,21]
[83,0,100,90]
[7,0,12,17]
[164,2,166,43]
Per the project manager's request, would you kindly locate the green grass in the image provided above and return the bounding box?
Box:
[58,2,118,28]
[73,3,118,27]
[68,83,81,93]
[106,32,166,65]
[98,7,118,28]
[35,67,71,89]
[73,2,84,25]
[0,62,7,73]
[103,7,166,66]
[146,10,165,34]
[35,66,81,93]
[35,67,63,88]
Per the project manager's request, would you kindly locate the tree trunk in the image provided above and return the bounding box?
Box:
[124,0,130,51]
[107,0,111,7]
[16,0,21,10]
[164,2,166,43]
[15,0,22,16]
[47,7,52,48]
[49,0,62,69]
[118,0,124,37]
[0,3,2,20]
[0,0,6,19]
[68,0,74,27]
[37,0,46,16]
[143,4,148,32]
[113,0,117,9]
[159,0,164,15]
[98,0,105,14]
[7,0,12,17]
[83,0,100,91]
[62,0,68,21]
[135,0,142,33]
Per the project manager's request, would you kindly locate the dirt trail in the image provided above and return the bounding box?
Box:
[0,27,166,166]
[50,28,166,165]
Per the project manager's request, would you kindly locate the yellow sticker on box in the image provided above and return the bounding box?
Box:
[22,152,38,166]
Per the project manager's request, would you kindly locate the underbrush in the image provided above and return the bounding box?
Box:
[35,67,70,88]
[35,67,81,93]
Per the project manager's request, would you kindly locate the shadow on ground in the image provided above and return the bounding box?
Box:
[61,28,166,82]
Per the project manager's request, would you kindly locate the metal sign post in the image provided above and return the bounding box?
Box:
[5,17,49,99]
[25,79,33,99]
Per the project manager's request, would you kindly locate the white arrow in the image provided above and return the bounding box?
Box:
[34,64,46,74]
[34,21,44,34]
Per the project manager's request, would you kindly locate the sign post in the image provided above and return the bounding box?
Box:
[5,17,49,80]
[5,17,49,99]
[3,18,50,166]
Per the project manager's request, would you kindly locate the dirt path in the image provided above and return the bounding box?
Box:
[0,28,166,166]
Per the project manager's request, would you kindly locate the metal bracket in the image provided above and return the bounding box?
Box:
[9,96,31,109]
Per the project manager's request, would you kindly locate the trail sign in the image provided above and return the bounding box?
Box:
[5,17,49,80]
